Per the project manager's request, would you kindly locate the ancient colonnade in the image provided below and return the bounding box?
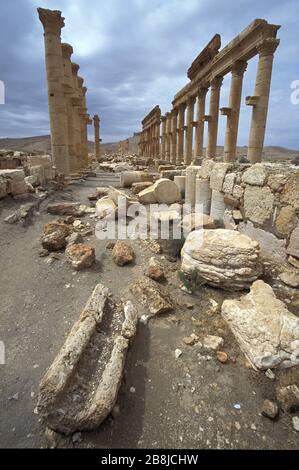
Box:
[38,8,102,175]
[139,19,280,165]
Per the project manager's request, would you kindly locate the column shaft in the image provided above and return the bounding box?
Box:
[223,61,247,162]
[171,109,178,164]
[206,76,223,159]
[184,97,196,165]
[247,38,279,163]
[195,88,208,158]
[177,103,186,164]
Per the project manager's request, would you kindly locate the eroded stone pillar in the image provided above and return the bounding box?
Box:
[247,38,279,163]
[177,103,186,165]
[71,63,82,171]
[222,61,247,162]
[165,112,172,161]
[161,116,166,160]
[61,43,77,172]
[184,96,196,165]
[78,79,89,168]
[38,8,70,175]
[195,88,208,159]
[93,114,101,161]
[155,121,160,160]
[206,76,223,159]
[171,109,178,165]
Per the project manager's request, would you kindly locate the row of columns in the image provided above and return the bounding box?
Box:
[140,121,160,160]
[140,37,279,165]
[38,8,102,175]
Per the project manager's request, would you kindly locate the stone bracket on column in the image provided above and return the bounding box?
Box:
[220,107,232,116]
[204,115,212,122]
[192,121,198,127]
[246,95,259,106]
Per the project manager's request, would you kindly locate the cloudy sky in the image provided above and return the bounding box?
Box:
[0,0,298,148]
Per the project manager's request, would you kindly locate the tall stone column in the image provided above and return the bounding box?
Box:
[71,63,82,171]
[166,112,172,162]
[161,116,167,160]
[78,79,89,168]
[171,109,178,165]
[93,114,101,161]
[195,87,208,159]
[247,38,280,163]
[155,121,160,160]
[184,96,196,165]
[38,8,70,175]
[177,103,186,165]
[206,76,223,159]
[61,43,77,172]
[222,61,247,162]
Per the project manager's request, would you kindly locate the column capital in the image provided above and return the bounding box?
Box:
[161,115,167,122]
[187,95,196,106]
[37,8,65,34]
[78,77,84,88]
[231,60,247,76]
[198,86,209,98]
[171,108,179,116]
[94,114,100,122]
[61,43,73,59]
[210,76,223,89]
[179,102,187,111]
[257,38,280,57]
[71,63,80,76]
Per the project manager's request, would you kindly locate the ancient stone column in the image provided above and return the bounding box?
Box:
[61,43,77,172]
[247,38,280,163]
[165,112,172,161]
[184,96,196,165]
[177,103,186,165]
[195,87,208,159]
[71,63,82,171]
[161,116,167,160]
[171,109,178,165]
[155,121,161,160]
[38,8,70,175]
[222,61,247,162]
[93,114,101,161]
[206,76,223,159]
[78,79,89,168]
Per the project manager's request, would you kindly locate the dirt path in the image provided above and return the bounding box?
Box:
[0,175,298,449]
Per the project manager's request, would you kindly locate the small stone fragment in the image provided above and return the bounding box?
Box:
[292,416,299,432]
[216,351,228,363]
[146,257,165,282]
[175,349,182,359]
[262,399,279,420]
[112,241,134,266]
[65,243,95,270]
[203,335,224,351]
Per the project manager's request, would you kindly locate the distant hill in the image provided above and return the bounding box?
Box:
[0,134,298,162]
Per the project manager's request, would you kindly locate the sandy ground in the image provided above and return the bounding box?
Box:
[0,173,298,449]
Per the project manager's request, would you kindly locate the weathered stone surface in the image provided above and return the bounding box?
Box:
[145,257,165,282]
[66,232,84,246]
[244,186,274,225]
[242,164,267,186]
[181,229,261,290]
[262,400,279,420]
[276,385,299,412]
[287,224,299,258]
[203,335,224,351]
[112,241,134,266]
[279,271,299,288]
[120,171,153,188]
[65,243,95,270]
[275,206,297,237]
[280,172,299,210]
[197,159,215,179]
[131,181,153,195]
[180,213,215,233]
[95,197,117,219]
[88,187,110,201]
[222,172,236,194]
[233,184,244,200]
[0,169,27,195]
[138,178,180,205]
[238,221,287,262]
[288,256,299,269]
[267,173,288,192]
[37,285,138,433]
[221,280,299,370]
[224,194,239,208]
[210,163,231,191]
[42,220,71,251]
[130,277,173,322]
[0,177,7,199]
[47,202,85,217]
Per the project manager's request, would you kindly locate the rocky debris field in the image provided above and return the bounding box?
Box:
[0,171,299,449]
